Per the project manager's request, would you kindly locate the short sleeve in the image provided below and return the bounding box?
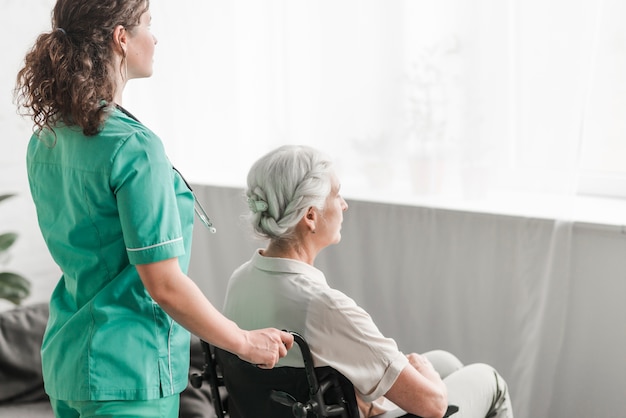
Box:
[307,290,409,402]
[110,129,185,265]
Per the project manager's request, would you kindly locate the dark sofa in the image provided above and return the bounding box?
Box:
[0,302,52,417]
[0,303,217,417]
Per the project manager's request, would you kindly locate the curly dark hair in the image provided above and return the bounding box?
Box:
[15,0,149,137]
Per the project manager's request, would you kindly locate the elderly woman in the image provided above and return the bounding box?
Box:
[222,145,514,418]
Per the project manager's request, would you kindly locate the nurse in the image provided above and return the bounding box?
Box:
[14,1,293,417]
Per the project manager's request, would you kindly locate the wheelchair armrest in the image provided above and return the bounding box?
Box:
[443,405,459,417]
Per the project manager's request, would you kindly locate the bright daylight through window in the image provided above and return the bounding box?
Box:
[124,0,626,220]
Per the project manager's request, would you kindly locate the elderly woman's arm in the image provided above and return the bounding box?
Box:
[385,353,448,418]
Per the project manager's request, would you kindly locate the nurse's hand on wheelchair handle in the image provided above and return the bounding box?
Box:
[240,328,294,369]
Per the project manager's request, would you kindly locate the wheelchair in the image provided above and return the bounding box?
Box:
[190,331,458,418]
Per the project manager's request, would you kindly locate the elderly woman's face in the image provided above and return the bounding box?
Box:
[316,173,348,246]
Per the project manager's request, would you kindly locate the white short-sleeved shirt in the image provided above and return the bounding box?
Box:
[223,250,409,402]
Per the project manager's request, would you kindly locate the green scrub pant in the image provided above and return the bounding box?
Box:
[49,395,180,418]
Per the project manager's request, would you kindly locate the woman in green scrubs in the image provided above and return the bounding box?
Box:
[15,1,293,417]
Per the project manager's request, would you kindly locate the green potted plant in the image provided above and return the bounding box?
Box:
[0,194,31,305]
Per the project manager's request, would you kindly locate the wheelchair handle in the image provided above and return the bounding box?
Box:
[288,331,321,395]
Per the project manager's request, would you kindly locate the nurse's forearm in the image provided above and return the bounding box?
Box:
[136,257,291,366]
[136,258,245,349]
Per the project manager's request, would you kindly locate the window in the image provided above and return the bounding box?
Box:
[125,0,626,206]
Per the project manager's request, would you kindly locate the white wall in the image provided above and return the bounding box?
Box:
[0,0,60,311]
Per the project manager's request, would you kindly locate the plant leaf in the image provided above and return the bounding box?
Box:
[0,233,18,253]
[0,272,31,305]
[0,194,16,204]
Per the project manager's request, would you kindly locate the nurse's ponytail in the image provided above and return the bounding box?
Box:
[14,0,149,137]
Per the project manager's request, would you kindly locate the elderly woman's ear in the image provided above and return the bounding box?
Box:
[304,207,317,233]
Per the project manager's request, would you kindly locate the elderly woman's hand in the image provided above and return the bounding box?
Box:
[239,328,294,368]
[407,353,442,382]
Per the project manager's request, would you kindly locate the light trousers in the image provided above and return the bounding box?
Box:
[423,350,514,418]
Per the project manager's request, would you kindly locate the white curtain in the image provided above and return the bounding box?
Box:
[125,0,625,202]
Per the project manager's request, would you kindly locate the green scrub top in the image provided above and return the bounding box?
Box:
[26,107,195,401]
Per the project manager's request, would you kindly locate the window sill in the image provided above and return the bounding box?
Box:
[342,190,626,229]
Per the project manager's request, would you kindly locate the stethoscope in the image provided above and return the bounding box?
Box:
[173,167,217,234]
[116,104,217,234]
